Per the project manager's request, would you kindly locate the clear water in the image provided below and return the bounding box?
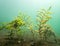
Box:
[0,0,60,38]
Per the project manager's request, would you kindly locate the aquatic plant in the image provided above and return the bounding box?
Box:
[0,12,31,46]
[0,13,26,39]
[36,7,57,42]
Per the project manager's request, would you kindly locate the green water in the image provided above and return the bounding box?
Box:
[0,0,60,38]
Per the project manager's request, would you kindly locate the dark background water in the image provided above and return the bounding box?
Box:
[0,0,60,38]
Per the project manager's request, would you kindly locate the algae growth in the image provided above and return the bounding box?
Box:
[0,7,59,46]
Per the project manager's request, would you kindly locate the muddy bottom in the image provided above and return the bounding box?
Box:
[0,37,60,46]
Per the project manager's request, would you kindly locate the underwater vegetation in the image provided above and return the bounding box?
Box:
[36,7,57,42]
[0,7,59,46]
